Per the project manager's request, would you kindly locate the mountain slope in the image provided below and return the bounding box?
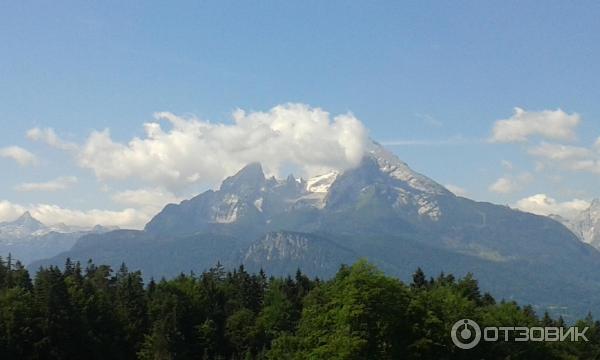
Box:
[242,231,359,277]
[35,230,245,280]
[32,143,600,318]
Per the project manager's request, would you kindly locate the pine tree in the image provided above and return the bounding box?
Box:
[411,267,427,289]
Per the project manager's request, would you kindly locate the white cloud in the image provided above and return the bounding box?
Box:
[489,107,600,177]
[528,142,592,161]
[569,159,600,174]
[77,103,369,190]
[26,127,78,150]
[0,200,149,229]
[490,108,580,143]
[528,141,600,175]
[489,177,516,194]
[0,146,37,166]
[0,201,24,222]
[15,176,78,192]
[514,194,590,219]
[488,172,533,194]
[445,184,468,197]
[111,187,183,214]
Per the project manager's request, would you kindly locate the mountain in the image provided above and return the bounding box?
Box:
[144,162,330,239]
[243,231,359,278]
[31,143,600,319]
[553,199,600,249]
[0,211,46,238]
[0,212,115,265]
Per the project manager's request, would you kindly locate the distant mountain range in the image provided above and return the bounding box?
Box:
[0,211,115,265]
[29,142,600,319]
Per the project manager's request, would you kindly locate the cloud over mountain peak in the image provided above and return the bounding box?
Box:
[77,103,368,190]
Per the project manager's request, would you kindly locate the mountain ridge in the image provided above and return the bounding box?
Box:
[0,212,116,265]
[30,143,600,319]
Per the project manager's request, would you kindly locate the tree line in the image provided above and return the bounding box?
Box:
[0,255,599,359]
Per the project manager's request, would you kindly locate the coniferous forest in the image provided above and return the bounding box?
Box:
[1,256,599,360]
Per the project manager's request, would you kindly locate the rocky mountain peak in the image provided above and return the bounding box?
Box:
[11,211,46,231]
[146,143,457,237]
[220,162,266,194]
[365,142,450,195]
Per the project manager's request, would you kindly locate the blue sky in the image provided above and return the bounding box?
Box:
[1,1,599,227]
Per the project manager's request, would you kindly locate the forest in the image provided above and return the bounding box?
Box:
[0,255,599,360]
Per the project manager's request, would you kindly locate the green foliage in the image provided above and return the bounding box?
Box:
[0,256,598,359]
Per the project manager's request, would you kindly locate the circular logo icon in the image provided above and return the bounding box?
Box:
[451,319,481,349]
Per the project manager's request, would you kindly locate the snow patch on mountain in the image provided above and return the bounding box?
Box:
[212,194,241,223]
[306,171,338,193]
[254,197,264,212]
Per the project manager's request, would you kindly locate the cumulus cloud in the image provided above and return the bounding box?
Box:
[528,141,600,175]
[15,176,78,192]
[445,184,468,197]
[0,200,149,229]
[26,127,78,150]
[514,194,590,219]
[489,177,516,194]
[488,173,533,194]
[77,104,369,190]
[0,201,23,223]
[0,146,37,166]
[111,188,183,214]
[490,108,580,143]
[528,142,592,161]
